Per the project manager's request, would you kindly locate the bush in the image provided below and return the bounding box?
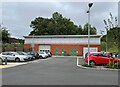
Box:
[105,62,120,69]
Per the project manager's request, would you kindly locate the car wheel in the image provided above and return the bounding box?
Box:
[15,58,20,62]
[39,56,43,59]
[28,58,32,61]
[90,61,96,66]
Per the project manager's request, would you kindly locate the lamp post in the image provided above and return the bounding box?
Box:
[105,27,108,52]
[103,20,108,52]
[32,34,34,52]
[87,3,93,66]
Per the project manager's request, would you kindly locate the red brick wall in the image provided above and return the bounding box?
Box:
[24,44,39,52]
[51,44,101,56]
[24,44,31,48]
[24,43,101,55]
[34,44,39,52]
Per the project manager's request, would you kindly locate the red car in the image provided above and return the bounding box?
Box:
[85,52,120,65]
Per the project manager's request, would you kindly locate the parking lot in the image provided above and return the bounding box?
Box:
[0,57,52,69]
[2,57,118,85]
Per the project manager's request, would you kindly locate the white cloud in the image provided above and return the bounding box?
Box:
[1,0,119,2]
[2,1,119,39]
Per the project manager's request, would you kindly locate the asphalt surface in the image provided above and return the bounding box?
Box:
[2,57,118,85]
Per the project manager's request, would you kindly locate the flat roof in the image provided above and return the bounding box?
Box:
[24,35,102,38]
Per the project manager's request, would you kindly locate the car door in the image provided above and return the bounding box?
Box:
[95,53,105,64]
[1,52,8,60]
[3,52,11,61]
[100,54,110,64]
[91,53,102,64]
[7,53,16,61]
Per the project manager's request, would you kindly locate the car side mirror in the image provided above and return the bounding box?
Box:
[12,54,15,56]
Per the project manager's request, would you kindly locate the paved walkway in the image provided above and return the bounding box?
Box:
[0,58,53,69]
[0,62,28,69]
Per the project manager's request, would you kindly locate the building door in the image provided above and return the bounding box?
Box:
[55,48,59,56]
[70,49,76,56]
[39,45,51,52]
[61,48,66,56]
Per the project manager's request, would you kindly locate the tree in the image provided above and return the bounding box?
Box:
[29,12,97,35]
[77,25,83,35]
[107,27,120,52]
[0,25,10,43]
[30,17,50,35]
[82,23,97,35]
[102,13,119,52]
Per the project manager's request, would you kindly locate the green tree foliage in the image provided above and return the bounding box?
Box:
[30,17,50,35]
[101,27,120,52]
[107,27,120,52]
[82,23,97,35]
[29,12,96,35]
[102,13,119,52]
[0,25,10,43]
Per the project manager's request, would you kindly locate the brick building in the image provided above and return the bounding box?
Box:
[24,35,101,57]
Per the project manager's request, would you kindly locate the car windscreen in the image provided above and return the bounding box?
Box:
[17,52,25,55]
[22,52,28,55]
[11,52,19,55]
[38,52,44,54]
[118,54,120,58]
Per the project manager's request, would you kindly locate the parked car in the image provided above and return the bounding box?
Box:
[17,52,35,61]
[0,53,6,61]
[114,53,120,59]
[26,52,40,59]
[38,51,48,59]
[0,52,29,62]
[45,51,52,57]
[85,52,120,65]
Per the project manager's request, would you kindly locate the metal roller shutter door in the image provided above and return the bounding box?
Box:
[39,45,51,52]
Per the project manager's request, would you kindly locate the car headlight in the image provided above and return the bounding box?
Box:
[23,57,28,59]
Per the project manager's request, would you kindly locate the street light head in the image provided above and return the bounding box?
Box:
[88,3,93,8]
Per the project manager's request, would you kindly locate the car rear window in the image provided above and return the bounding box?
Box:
[92,53,99,56]
[99,54,108,57]
[92,53,108,57]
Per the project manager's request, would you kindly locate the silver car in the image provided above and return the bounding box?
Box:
[17,52,35,60]
[38,51,48,59]
[0,52,28,62]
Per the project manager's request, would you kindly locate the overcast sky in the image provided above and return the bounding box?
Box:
[1,0,119,39]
